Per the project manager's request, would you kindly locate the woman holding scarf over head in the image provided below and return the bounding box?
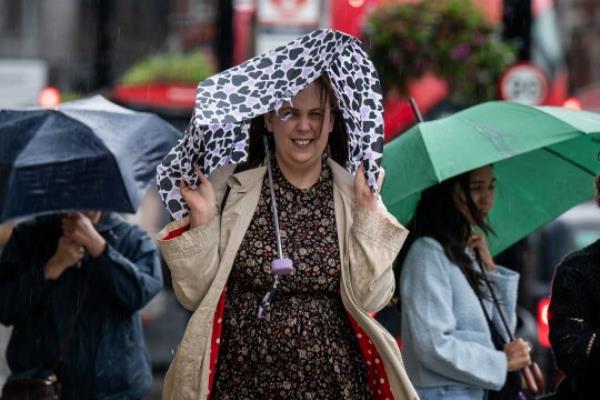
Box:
[155,30,418,400]
[398,166,531,400]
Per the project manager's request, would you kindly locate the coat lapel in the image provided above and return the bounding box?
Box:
[218,166,266,274]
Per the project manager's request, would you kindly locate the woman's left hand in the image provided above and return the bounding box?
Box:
[354,163,385,215]
[62,212,107,257]
[468,234,496,272]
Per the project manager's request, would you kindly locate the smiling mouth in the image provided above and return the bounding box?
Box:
[292,138,314,146]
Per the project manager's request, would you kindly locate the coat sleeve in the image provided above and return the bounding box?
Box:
[0,224,54,326]
[489,265,520,338]
[87,226,163,314]
[155,164,234,311]
[400,238,508,390]
[548,258,600,376]
[157,216,221,311]
[348,204,408,313]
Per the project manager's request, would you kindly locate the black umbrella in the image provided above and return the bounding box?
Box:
[0,96,181,222]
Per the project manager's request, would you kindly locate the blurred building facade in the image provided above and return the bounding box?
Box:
[0,0,597,107]
[563,0,600,87]
[0,0,217,94]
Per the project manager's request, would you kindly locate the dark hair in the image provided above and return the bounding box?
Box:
[246,75,349,169]
[394,170,493,299]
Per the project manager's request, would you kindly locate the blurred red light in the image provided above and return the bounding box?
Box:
[563,97,582,110]
[537,297,551,348]
[38,86,61,109]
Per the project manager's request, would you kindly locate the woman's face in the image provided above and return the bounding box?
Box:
[453,165,496,224]
[264,80,334,171]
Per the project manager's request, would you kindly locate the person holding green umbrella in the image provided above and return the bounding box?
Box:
[398,165,531,400]
[382,101,600,256]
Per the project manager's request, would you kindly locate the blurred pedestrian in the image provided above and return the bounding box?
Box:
[0,211,163,400]
[157,75,418,400]
[547,173,600,399]
[399,166,531,400]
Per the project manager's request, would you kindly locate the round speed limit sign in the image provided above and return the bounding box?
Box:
[499,62,549,105]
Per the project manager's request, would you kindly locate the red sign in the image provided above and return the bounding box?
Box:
[270,0,308,17]
[331,0,380,38]
[258,0,319,27]
[113,84,196,110]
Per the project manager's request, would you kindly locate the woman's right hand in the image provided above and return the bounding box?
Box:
[180,169,217,228]
[504,338,532,371]
[44,237,84,280]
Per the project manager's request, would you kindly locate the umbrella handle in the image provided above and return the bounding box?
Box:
[473,249,545,395]
[521,362,545,395]
[262,135,285,262]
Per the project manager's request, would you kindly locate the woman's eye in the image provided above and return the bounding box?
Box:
[310,111,323,119]
[277,109,294,121]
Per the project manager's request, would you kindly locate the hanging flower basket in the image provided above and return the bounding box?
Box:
[363,0,516,103]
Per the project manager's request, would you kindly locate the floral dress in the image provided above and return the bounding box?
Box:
[211,160,370,399]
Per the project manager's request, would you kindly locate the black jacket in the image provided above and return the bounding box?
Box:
[0,213,163,400]
[548,239,600,399]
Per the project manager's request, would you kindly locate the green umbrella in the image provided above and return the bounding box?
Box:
[381,101,600,255]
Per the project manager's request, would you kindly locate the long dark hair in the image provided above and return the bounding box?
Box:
[394,170,493,299]
[246,75,349,169]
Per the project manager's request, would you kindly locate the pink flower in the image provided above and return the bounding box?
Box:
[451,43,471,61]
[473,32,486,46]
[402,40,415,51]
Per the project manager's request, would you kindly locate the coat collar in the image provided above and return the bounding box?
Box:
[94,212,125,232]
[227,165,266,193]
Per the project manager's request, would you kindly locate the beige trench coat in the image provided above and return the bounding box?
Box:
[157,159,419,400]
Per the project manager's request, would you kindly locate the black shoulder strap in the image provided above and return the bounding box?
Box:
[460,263,507,349]
[475,291,507,350]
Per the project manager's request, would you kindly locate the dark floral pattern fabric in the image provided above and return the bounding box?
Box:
[211,159,370,399]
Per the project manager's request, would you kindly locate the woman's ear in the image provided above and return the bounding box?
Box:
[264,113,273,133]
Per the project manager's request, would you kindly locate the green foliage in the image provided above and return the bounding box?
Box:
[121,51,215,85]
[60,91,82,103]
[364,0,516,103]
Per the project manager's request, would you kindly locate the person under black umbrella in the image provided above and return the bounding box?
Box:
[156,29,418,400]
[0,210,163,400]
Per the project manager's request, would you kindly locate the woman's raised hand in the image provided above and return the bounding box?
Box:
[468,233,496,272]
[504,338,532,372]
[354,163,385,215]
[180,169,217,228]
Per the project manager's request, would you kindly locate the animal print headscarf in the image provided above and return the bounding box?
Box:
[157,29,385,220]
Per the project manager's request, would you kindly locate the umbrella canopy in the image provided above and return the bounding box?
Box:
[0,96,181,222]
[157,29,385,220]
[381,101,600,254]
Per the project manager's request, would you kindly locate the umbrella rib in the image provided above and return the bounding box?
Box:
[542,147,596,176]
